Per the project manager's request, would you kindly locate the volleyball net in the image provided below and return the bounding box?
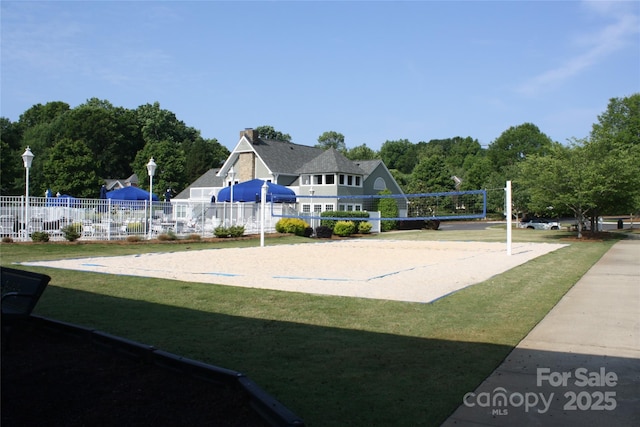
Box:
[272,189,486,222]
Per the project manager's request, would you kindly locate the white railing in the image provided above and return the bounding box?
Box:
[0,196,280,242]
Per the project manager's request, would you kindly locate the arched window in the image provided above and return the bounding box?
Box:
[373,177,386,191]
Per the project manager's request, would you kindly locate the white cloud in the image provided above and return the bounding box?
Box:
[517,1,639,96]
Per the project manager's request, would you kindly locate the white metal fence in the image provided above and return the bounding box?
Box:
[0,196,284,242]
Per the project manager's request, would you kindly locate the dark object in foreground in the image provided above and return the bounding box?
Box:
[2,316,305,427]
[1,318,268,427]
[1,266,51,320]
[1,266,51,349]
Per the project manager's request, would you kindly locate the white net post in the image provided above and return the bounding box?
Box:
[506,180,512,256]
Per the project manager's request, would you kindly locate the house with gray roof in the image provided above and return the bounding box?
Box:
[176,128,406,215]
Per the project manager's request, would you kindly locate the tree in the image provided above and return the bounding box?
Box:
[18,101,70,129]
[316,131,346,151]
[591,94,640,150]
[344,143,378,160]
[379,139,417,174]
[184,137,229,183]
[587,93,640,217]
[42,138,100,198]
[408,154,454,194]
[487,123,554,172]
[255,125,291,142]
[133,140,188,196]
[0,118,23,195]
[52,100,143,179]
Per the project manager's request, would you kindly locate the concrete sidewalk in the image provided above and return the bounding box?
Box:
[442,239,640,426]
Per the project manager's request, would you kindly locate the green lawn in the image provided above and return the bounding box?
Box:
[0,229,622,426]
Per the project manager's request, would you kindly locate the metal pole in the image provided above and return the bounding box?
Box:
[260,180,267,247]
[506,180,512,256]
[148,174,153,239]
[25,167,29,241]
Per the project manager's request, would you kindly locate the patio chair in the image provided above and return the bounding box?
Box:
[1,267,51,349]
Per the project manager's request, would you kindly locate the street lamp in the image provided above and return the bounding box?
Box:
[147,157,157,239]
[22,147,34,241]
[228,166,236,225]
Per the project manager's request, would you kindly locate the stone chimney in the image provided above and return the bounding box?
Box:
[240,128,259,144]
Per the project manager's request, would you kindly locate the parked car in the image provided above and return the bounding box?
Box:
[518,218,561,230]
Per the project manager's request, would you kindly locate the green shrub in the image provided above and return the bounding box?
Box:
[333,220,356,237]
[214,226,230,238]
[61,224,81,242]
[229,225,245,238]
[378,189,398,231]
[358,221,372,234]
[31,231,50,242]
[320,211,369,230]
[275,218,310,236]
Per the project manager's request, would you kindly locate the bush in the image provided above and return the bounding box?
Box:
[320,211,369,230]
[214,225,244,238]
[2,237,13,243]
[315,225,333,238]
[157,230,177,241]
[31,231,50,242]
[275,218,310,236]
[358,221,372,234]
[214,226,230,238]
[61,224,81,242]
[333,220,356,237]
[378,189,398,232]
[126,235,141,242]
[187,233,201,240]
[229,225,245,238]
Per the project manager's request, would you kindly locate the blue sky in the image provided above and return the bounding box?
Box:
[2,1,638,151]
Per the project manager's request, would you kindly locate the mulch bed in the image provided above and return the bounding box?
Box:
[1,320,268,427]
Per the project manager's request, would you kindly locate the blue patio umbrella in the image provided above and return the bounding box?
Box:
[46,194,80,207]
[106,186,159,201]
[217,179,296,203]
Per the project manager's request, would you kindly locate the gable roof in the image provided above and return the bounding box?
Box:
[297,148,365,175]
[174,168,223,199]
[251,139,322,175]
[352,159,384,178]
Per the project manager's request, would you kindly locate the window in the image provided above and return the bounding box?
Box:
[313,174,323,185]
[325,204,334,211]
[314,204,322,213]
[325,174,335,185]
[302,175,311,185]
[338,174,362,187]
[373,177,386,191]
[302,204,311,213]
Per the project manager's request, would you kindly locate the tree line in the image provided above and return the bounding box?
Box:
[1,94,638,225]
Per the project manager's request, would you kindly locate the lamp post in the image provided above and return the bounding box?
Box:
[21,147,34,241]
[228,166,236,225]
[147,158,157,239]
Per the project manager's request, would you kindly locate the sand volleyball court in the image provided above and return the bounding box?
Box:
[22,240,567,303]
